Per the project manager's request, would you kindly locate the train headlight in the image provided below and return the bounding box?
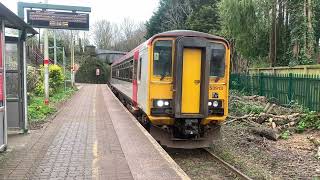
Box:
[157,100,164,107]
[208,100,222,108]
[212,101,219,108]
[153,99,171,108]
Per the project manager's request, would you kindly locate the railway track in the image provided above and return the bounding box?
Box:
[166,148,252,180]
[203,148,252,180]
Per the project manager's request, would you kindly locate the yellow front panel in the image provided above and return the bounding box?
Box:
[181,48,201,113]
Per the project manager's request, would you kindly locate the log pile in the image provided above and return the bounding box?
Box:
[227,95,304,141]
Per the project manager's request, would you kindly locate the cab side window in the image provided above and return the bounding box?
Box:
[210,44,226,77]
[153,40,173,77]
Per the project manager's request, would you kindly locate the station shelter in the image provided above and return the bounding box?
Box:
[0,3,37,152]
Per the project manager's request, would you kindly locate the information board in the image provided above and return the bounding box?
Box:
[27,10,89,30]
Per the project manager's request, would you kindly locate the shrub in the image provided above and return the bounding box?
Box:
[27,66,40,93]
[35,65,65,95]
[75,57,109,84]
[49,65,64,91]
[296,111,320,133]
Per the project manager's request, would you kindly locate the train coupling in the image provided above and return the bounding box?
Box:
[181,119,199,136]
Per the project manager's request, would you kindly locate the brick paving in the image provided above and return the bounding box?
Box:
[0,84,133,180]
[0,84,189,180]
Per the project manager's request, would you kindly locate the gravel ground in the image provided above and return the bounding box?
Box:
[166,148,239,180]
[210,121,320,180]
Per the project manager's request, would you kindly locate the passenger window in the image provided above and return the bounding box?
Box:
[139,58,142,80]
[210,44,226,77]
[153,40,172,77]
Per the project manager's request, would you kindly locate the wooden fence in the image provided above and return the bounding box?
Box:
[249,65,320,75]
[230,73,320,111]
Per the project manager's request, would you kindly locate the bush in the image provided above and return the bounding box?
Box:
[27,66,40,93]
[35,65,65,95]
[28,87,76,122]
[75,57,109,84]
[296,111,320,133]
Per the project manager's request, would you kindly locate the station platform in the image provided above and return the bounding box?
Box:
[0,84,189,180]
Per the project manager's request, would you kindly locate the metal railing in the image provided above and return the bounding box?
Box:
[230,73,320,111]
[26,46,54,65]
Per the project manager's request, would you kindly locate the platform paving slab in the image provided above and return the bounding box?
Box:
[0,84,189,180]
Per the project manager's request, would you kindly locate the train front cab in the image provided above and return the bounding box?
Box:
[147,35,230,149]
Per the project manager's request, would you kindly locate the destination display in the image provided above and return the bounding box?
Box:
[27,10,89,30]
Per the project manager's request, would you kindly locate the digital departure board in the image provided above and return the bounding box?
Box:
[27,10,89,30]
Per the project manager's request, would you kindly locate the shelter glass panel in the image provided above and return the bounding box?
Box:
[5,43,18,70]
[6,73,18,98]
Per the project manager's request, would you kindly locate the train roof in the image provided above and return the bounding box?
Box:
[112,30,229,66]
[147,30,228,45]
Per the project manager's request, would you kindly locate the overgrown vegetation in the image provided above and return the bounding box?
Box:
[34,65,64,95]
[27,65,76,125]
[28,88,75,123]
[145,0,220,38]
[297,111,320,132]
[146,0,320,70]
[75,57,110,84]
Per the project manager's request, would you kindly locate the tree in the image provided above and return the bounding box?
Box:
[146,0,320,68]
[93,20,113,49]
[270,0,277,66]
[186,0,220,33]
[146,0,220,38]
[145,0,194,38]
[92,18,146,52]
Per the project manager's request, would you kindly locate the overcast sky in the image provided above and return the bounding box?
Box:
[0,0,159,24]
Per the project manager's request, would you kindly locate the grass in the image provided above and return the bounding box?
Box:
[28,87,76,123]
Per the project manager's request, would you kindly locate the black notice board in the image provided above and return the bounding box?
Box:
[27,10,89,30]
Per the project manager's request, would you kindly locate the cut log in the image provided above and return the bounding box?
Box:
[266,104,276,114]
[264,103,271,112]
[225,114,250,124]
[272,122,277,129]
[230,95,242,101]
[250,126,279,141]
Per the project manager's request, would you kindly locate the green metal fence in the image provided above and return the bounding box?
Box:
[230,73,320,111]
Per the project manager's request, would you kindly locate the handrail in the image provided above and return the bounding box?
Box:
[27,45,56,65]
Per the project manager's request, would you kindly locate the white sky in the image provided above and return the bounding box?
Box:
[0,0,159,24]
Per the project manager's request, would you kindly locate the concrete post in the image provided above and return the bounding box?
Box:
[0,18,8,148]
[43,0,49,105]
[63,47,66,90]
[23,40,28,131]
[70,31,75,86]
[53,30,57,64]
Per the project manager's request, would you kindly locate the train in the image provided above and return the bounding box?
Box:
[109,30,230,149]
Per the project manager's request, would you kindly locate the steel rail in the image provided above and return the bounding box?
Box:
[204,148,253,180]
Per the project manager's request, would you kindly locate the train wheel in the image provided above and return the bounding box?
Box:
[141,114,151,132]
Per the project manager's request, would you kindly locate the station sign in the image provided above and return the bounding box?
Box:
[27,10,89,30]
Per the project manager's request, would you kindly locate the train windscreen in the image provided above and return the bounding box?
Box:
[153,40,173,78]
[210,43,226,77]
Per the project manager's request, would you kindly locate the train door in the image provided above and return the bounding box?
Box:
[174,37,210,118]
[181,48,201,114]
